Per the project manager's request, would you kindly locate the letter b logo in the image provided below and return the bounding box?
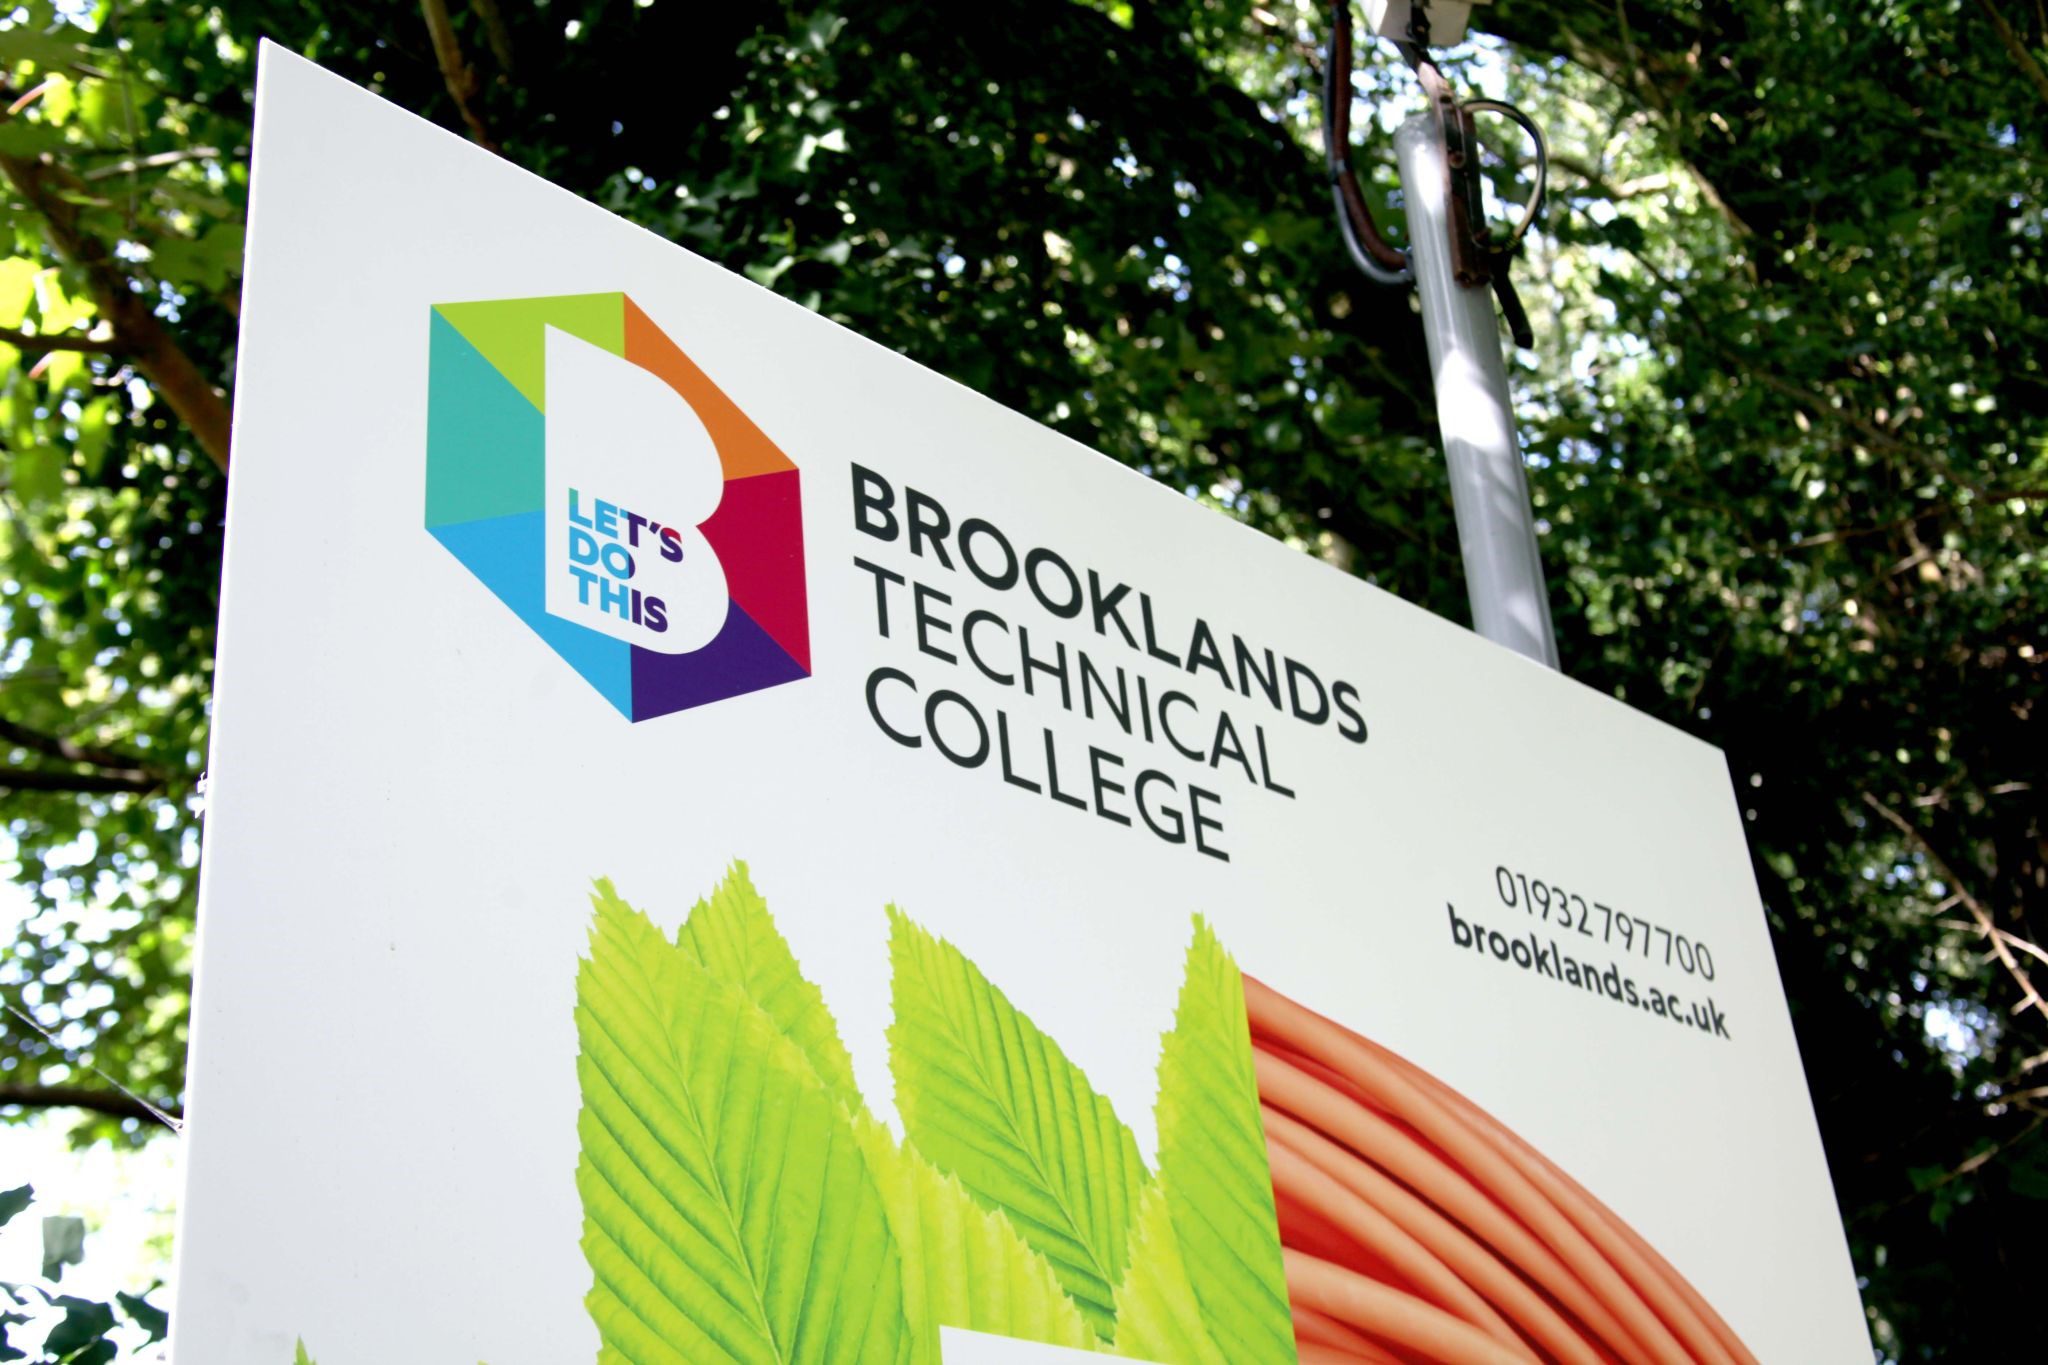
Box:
[425,292,810,720]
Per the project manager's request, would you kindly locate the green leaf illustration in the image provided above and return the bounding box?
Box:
[849,1114,1100,1363]
[667,863,863,1110]
[1148,918,1294,1363]
[577,889,912,1365]
[886,908,1148,1338]
[1105,1184,1227,1365]
[660,873,1095,1362]
[292,1343,317,1365]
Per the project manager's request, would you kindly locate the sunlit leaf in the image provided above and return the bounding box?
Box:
[887,909,1148,1337]
[576,886,912,1364]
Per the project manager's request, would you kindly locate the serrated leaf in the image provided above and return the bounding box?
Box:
[1105,1184,1227,1365]
[1149,919,1292,1363]
[670,863,861,1109]
[577,888,911,1364]
[848,1114,1099,1363]
[887,909,1148,1338]
[666,873,1095,1361]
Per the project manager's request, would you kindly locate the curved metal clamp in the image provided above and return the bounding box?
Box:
[1322,1,1549,346]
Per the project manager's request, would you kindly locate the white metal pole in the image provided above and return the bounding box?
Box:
[1394,112,1560,670]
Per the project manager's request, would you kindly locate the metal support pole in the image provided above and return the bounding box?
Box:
[1394,112,1560,669]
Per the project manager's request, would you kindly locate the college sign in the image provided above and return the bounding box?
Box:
[172,45,1874,1365]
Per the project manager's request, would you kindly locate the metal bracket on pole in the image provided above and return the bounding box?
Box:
[1321,0,1560,670]
[1395,114,1559,668]
[1360,1,1490,44]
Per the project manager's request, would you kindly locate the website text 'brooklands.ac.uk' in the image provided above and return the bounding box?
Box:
[1447,904,1731,1039]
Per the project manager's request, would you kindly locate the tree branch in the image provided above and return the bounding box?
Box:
[468,0,516,75]
[0,150,231,470]
[1864,1113,2046,1219]
[0,765,158,795]
[1549,153,1673,201]
[0,716,159,777]
[1863,791,2048,1021]
[80,146,224,182]
[1493,6,1755,241]
[421,0,498,151]
[0,1083,181,1124]
[1613,238,1944,467]
[1977,0,2048,115]
[1743,364,1927,460]
[0,325,116,354]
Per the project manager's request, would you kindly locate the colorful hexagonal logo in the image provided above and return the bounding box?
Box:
[425,292,809,720]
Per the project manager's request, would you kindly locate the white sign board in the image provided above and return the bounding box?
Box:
[170,46,1872,1365]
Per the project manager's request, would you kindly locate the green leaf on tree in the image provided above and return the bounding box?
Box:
[0,1187,30,1230]
[39,1294,114,1359]
[117,1289,168,1344]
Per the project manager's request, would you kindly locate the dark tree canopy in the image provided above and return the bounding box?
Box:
[0,1,2042,1357]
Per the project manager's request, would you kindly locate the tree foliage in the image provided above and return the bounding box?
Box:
[0,0,2041,1357]
[0,1181,169,1361]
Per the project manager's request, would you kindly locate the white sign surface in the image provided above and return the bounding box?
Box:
[941,1328,1128,1364]
[170,46,1872,1365]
